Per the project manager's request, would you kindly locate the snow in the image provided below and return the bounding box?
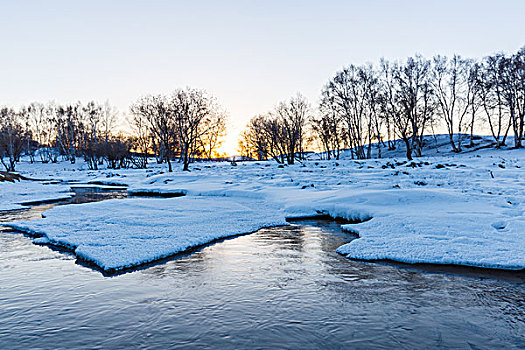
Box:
[0,181,74,211]
[3,135,525,271]
[335,189,525,270]
[0,159,159,210]
[8,196,286,272]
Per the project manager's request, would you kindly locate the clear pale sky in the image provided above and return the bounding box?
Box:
[1,0,524,154]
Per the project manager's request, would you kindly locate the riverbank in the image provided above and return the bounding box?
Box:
[2,143,525,271]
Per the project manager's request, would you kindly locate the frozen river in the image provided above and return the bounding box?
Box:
[0,190,524,349]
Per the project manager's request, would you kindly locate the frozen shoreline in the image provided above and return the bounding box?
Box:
[7,196,287,272]
[3,139,525,272]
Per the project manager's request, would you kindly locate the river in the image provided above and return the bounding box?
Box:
[0,188,524,349]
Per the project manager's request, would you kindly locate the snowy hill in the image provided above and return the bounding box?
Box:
[309,134,509,161]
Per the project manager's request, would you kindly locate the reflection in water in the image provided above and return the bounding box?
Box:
[1,212,524,349]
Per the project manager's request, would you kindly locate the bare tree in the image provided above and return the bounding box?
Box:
[129,112,152,168]
[103,134,132,169]
[18,106,36,163]
[499,49,525,148]
[322,66,366,159]
[54,103,83,163]
[198,108,227,160]
[0,107,27,171]
[361,65,382,158]
[101,101,118,146]
[264,116,288,163]
[239,115,270,161]
[241,114,287,163]
[432,55,472,152]
[131,95,176,171]
[26,102,56,162]
[170,88,213,171]
[466,61,483,147]
[479,54,512,147]
[515,47,525,147]
[380,59,414,159]
[81,101,104,170]
[312,103,344,160]
[388,55,435,159]
[274,93,309,164]
[321,65,380,159]
[131,89,225,171]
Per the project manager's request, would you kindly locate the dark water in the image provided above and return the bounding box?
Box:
[0,191,524,349]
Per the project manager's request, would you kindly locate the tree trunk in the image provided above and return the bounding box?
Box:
[403,138,413,160]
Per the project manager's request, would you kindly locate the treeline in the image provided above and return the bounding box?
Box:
[2,48,524,171]
[0,88,226,171]
[130,88,226,171]
[238,94,309,164]
[0,101,122,171]
[240,46,525,162]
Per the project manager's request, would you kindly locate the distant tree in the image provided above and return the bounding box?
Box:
[398,55,436,158]
[129,112,152,168]
[101,101,118,146]
[515,47,525,147]
[321,65,380,159]
[479,54,512,147]
[55,103,83,163]
[239,115,270,161]
[274,93,309,164]
[131,95,176,171]
[26,102,56,162]
[322,65,365,159]
[81,101,104,170]
[432,55,472,152]
[498,49,525,148]
[132,88,226,171]
[466,61,483,147]
[361,65,382,158]
[197,108,227,160]
[103,135,132,169]
[170,88,220,170]
[17,106,36,163]
[0,107,27,171]
[380,59,414,159]
[379,56,435,160]
[263,116,288,163]
[311,104,344,160]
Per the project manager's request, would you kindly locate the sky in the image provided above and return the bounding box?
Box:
[1,0,524,154]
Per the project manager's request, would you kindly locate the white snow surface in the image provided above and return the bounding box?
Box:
[0,181,74,211]
[1,160,153,211]
[9,196,286,272]
[4,136,525,271]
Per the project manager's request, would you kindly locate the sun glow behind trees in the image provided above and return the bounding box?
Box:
[1,47,524,170]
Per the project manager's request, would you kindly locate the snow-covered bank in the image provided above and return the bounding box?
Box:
[0,181,74,211]
[3,139,525,272]
[0,160,163,211]
[8,196,286,272]
[335,189,525,270]
[126,147,525,270]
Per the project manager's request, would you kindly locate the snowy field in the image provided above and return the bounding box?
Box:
[3,136,525,272]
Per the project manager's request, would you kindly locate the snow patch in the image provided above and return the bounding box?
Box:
[8,197,286,272]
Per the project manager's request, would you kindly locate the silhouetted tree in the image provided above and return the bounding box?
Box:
[0,107,27,171]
